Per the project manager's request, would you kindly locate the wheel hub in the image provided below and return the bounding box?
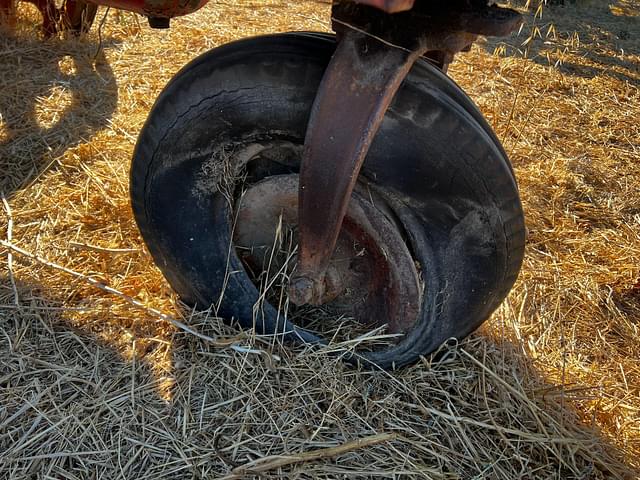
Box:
[233,174,421,335]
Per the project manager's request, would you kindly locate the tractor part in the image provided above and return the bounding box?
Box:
[63,0,98,35]
[0,0,97,36]
[130,30,526,369]
[289,0,522,309]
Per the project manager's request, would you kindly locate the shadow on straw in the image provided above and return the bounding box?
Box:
[0,275,637,478]
[483,2,639,87]
[0,30,118,196]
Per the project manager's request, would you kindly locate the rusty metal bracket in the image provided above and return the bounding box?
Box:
[288,1,523,306]
[288,30,425,306]
[333,1,523,69]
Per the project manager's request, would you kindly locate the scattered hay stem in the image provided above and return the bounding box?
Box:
[221,432,397,479]
[0,239,235,347]
[1,191,19,306]
[67,240,138,254]
[1,1,638,477]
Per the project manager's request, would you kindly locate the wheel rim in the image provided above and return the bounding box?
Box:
[233,173,421,345]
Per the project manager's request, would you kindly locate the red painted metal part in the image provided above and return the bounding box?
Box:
[355,0,414,14]
[288,30,426,306]
[0,0,415,35]
[95,0,413,20]
[88,0,207,18]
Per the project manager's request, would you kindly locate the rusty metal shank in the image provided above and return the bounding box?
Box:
[288,31,424,306]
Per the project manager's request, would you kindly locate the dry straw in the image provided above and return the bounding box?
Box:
[1,0,639,478]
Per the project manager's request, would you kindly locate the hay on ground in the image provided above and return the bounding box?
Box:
[1,0,639,478]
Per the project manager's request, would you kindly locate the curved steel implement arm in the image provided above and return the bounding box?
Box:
[288,30,425,305]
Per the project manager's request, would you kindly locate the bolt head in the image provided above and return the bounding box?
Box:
[288,277,315,306]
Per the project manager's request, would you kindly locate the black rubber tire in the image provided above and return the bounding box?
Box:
[130,32,526,369]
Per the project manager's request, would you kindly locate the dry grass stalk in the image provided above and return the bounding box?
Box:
[221,433,398,479]
[0,238,259,350]
[1,192,19,305]
[1,0,639,478]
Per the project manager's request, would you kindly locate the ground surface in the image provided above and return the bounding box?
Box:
[0,1,639,478]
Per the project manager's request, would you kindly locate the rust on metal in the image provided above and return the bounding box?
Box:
[1,0,207,35]
[289,1,523,308]
[332,1,523,69]
[235,175,421,334]
[288,29,425,307]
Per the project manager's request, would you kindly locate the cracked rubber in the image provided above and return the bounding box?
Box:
[130,32,526,370]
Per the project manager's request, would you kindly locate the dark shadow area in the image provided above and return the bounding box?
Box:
[482,2,640,86]
[0,276,637,478]
[0,29,118,196]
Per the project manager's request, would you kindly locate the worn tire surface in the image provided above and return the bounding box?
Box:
[130,32,526,369]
